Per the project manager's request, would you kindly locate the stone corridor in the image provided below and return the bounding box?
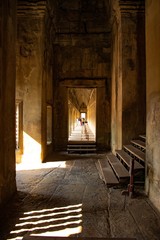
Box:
[0,153,160,240]
[68,124,95,142]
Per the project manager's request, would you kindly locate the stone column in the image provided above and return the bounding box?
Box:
[120,0,146,144]
[53,86,68,151]
[111,0,122,152]
[16,1,46,164]
[96,86,111,150]
[0,0,17,205]
[111,0,145,151]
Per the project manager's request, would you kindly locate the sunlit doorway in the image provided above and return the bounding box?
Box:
[68,88,96,142]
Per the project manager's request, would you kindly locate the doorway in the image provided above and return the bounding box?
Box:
[68,88,96,142]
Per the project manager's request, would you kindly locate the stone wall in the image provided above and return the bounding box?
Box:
[146,0,160,211]
[121,2,146,144]
[97,86,111,150]
[16,2,46,164]
[87,89,96,136]
[68,101,79,137]
[0,0,17,206]
[41,1,55,158]
[54,35,111,79]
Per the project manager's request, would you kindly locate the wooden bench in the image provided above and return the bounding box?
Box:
[97,159,119,186]
[123,145,145,164]
[131,139,146,151]
[139,134,146,141]
[107,154,130,183]
[116,150,144,171]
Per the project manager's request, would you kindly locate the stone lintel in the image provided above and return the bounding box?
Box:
[54,32,111,44]
[119,0,144,13]
[59,79,106,88]
[17,1,46,17]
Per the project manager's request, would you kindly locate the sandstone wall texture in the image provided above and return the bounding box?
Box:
[87,89,96,136]
[121,6,146,144]
[110,0,122,153]
[0,1,17,206]
[41,1,55,158]
[16,3,46,163]
[146,0,160,211]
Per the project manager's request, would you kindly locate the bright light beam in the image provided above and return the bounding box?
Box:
[11,219,82,234]
[16,213,82,227]
[23,203,82,215]
[20,208,82,221]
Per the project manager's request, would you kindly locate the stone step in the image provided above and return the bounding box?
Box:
[68,125,95,142]
[123,145,145,164]
[68,141,96,144]
[68,148,97,153]
[67,143,97,153]
[67,144,96,148]
[68,138,95,141]
[69,137,95,140]
[116,149,144,171]
[107,154,130,183]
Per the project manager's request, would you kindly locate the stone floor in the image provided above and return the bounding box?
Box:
[0,152,160,240]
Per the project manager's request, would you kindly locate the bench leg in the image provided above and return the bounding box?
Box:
[122,158,134,198]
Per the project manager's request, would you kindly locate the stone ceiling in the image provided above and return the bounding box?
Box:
[68,88,95,110]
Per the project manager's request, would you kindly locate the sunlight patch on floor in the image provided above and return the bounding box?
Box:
[32,226,82,237]
[7,204,83,240]
[16,161,66,171]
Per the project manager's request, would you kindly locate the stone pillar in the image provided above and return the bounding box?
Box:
[111,0,122,152]
[0,0,17,205]
[53,86,68,151]
[145,0,160,211]
[120,0,146,144]
[96,86,111,150]
[68,103,71,137]
[111,0,146,151]
[16,1,46,164]
[87,89,96,137]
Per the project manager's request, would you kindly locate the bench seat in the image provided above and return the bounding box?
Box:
[131,140,146,150]
[123,145,145,164]
[97,159,119,186]
[107,154,130,182]
[116,150,144,170]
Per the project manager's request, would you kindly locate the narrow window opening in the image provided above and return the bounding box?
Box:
[81,112,86,119]
[15,100,23,163]
[47,105,52,145]
[16,100,23,151]
[16,103,20,150]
